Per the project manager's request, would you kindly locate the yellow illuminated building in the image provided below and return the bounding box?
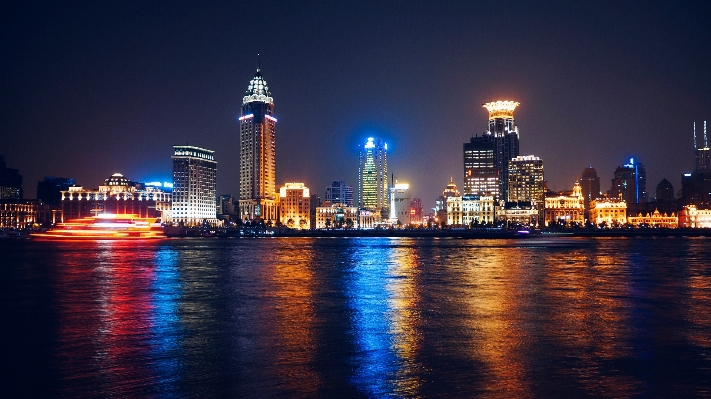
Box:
[589,197,627,226]
[447,195,496,226]
[679,205,711,228]
[544,181,585,226]
[278,183,310,229]
[315,201,358,229]
[627,209,678,228]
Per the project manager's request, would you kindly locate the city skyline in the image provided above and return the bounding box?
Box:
[2,1,711,206]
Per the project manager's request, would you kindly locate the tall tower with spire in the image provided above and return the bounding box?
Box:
[239,61,277,222]
[482,100,521,200]
[694,121,710,171]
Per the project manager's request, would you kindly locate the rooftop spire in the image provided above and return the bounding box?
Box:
[705,121,708,148]
[694,122,697,149]
[257,53,261,72]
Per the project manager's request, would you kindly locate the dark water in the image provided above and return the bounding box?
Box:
[2,237,711,398]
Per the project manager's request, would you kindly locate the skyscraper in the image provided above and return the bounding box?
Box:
[239,65,277,221]
[694,121,710,171]
[581,167,601,211]
[655,178,674,202]
[325,180,353,206]
[610,158,647,204]
[463,135,499,197]
[0,155,22,199]
[172,146,217,225]
[507,155,544,209]
[358,137,388,216]
[482,101,520,200]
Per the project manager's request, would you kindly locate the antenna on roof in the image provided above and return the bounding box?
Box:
[257,53,261,72]
[694,122,697,149]
[705,121,708,148]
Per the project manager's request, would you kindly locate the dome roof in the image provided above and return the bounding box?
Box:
[104,173,129,186]
[243,68,273,105]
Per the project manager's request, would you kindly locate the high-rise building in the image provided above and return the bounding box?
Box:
[37,176,76,206]
[482,101,520,200]
[172,146,217,225]
[655,178,675,202]
[278,183,311,229]
[507,155,544,210]
[610,158,647,204]
[682,122,711,209]
[694,121,710,171]
[581,167,601,211]
[239,65,277,221]
[463,135,499,197]
[325,180,353,207]
[389,183,411,226]
[0,155,22,199]
[358,137,388,216]
[410,197,423,225]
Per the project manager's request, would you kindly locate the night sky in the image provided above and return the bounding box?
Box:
[2,1,711,206]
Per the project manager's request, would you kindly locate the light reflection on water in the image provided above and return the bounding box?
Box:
[3,236,711,397]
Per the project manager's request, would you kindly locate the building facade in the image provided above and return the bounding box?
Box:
[463,135,499,197]
[325,180,353,207]
[410,197,423,225]
[507,155,544,211]
[239,66,277,221]
[61,173,172,222]
[589,197,627,226]
[0,156,22,199]
[482,101,520,200]
[278,183,311,229]
[389,183,411,226]
[447,194,496,227]
[627,209,678,228]
[315,201,358,229]
[358,137,388,216]
[37,176,76,206]
[610,158,647,204]
[679,205,711,228]
[172,146,217,225]
[544,181,585,226]
[581,167,601,214]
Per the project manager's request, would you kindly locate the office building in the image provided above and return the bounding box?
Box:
[482,100,520,200]
[37,176,76,206]
[463,135,499,197]
[0,156,22,199]
[325,180,353,207]
[682,122,711,209]
[172,146,217,225]
[581,167,601,212]
[655,178,675,202]
[239,65,277,221]
[358,137,388,216]
[389,183,411,226]
[278,183,311,229]
[410,197,423,225]
[610,158,647,203]
[508,155,544,212]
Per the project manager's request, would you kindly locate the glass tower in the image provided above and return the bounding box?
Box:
[358,137,388,216]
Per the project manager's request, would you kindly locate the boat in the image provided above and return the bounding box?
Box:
[31,214,166,240]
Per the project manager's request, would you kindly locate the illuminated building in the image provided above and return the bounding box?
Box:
[239,65,277,221]
[507,155,544,211]
[589,197,627,226]
[325,180,353,207]
[389,183,411,226]
[410,197,423,224]
[544,181,585,226]
[315,201,358,229]
[37,176,76,206]
[581,167,601,213]
[358,137,388,216]
[446,195,496,227]
[216,194,238,223]
[482,100,520,200]
[0,156,22,199]
[358,208,378,229]
[0,200,37,228]
[610,158,647,204]
[61,173,172,222]
[679,205,711,228]
[627,209,678,228]
[172,146,217,225]
[497,201,539,227]
[436,179,460,223]
[278,182,311,229]
[681,123,711,209]
[463,135,499,197]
